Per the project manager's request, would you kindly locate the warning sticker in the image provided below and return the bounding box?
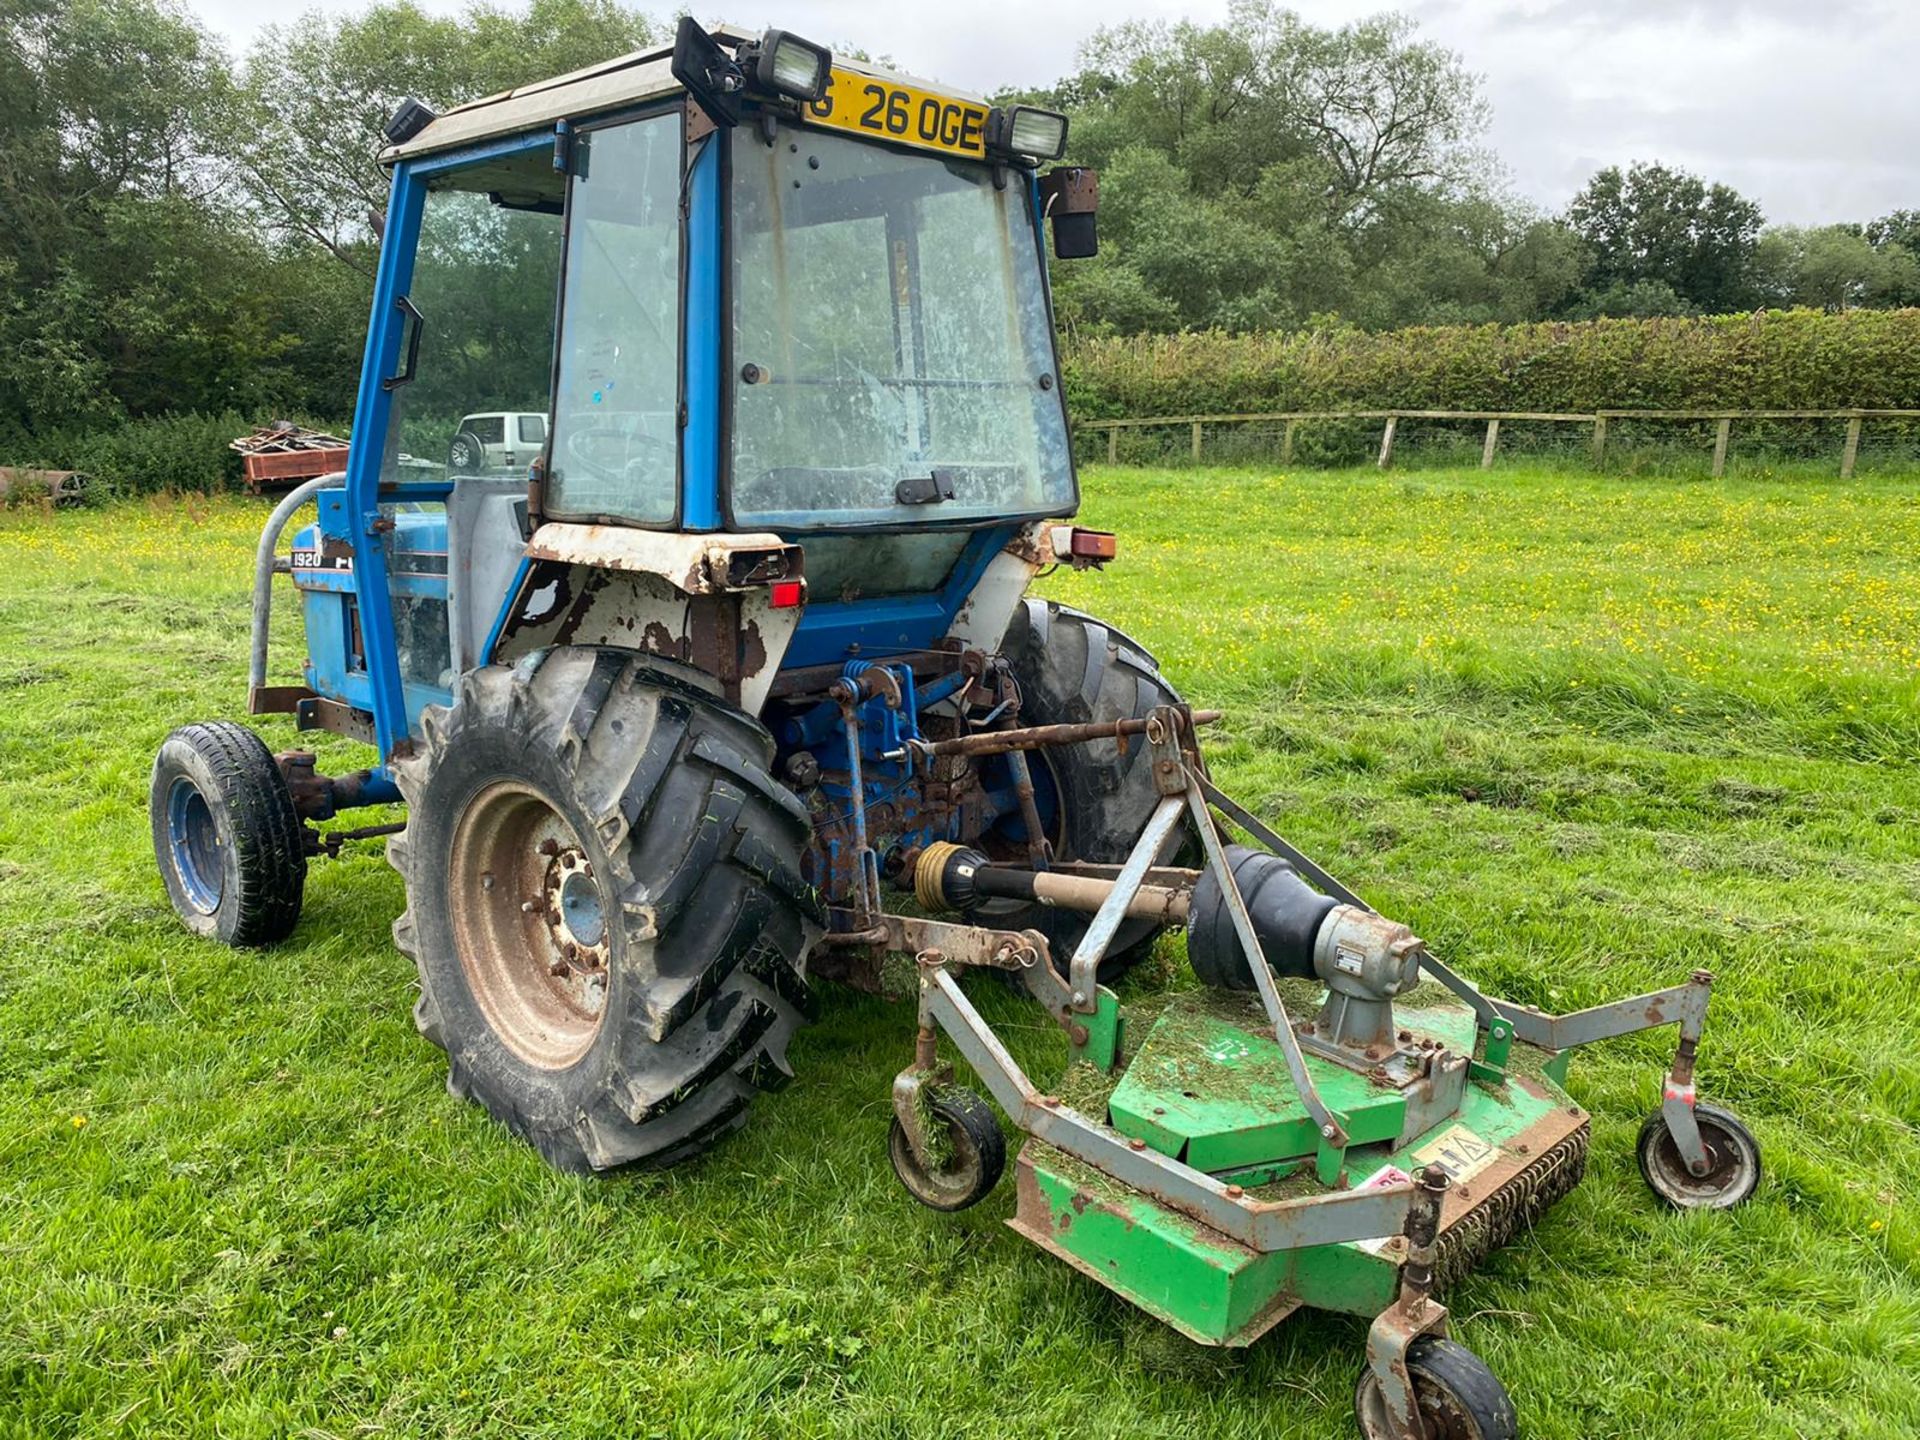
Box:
[1411,1124,1499,1185]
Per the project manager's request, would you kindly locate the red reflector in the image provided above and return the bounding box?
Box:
[769,580,804,609]
[1069,528,1118,559]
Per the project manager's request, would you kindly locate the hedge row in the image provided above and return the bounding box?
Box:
[0,412,253,498]
[1059,307,1920,419]
[8,309,1920,497]
[0,412,359,499]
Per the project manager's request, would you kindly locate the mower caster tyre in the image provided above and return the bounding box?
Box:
[150,721,307,947]
[390,648,821,1174]
[998,600,1189,979]
[1353,1336,1517,1440]
[888,1085,1005,1212]
[1637,1101,1761,1211]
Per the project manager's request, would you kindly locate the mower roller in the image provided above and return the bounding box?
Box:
[150,21,1759,1437]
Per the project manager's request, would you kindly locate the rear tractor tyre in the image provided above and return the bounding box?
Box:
[1353,1336,1517,1440]
[150,721,306,947]
[888,1085,1005,1212]
[1637,1102,1761,1211]
[998,600,1190,979]
[389,648,821,1173]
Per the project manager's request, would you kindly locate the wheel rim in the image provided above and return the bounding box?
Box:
[451,441,472,468]
[1646,1114,1756,1207]
[890,1115,984,1207]
[448,780,611,1070]
[1355,1371,1490,1440]
[166,776,224,914]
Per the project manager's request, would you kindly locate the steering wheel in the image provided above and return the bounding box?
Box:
[562,425,676,485]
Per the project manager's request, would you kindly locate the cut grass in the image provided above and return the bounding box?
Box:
[1,466,1917,1439]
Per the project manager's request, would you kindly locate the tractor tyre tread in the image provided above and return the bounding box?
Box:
[389,648,819,1174]
[150,720,307,947]
[999,599,1187,977]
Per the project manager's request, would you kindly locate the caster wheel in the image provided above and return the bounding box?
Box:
[888,1086,1006,1212]
[1638,1102,1761,1211]
[1354,1336,1516,1440]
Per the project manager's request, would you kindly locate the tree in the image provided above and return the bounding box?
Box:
[1753,224,1920,311]
[0,0,283,430]
[1017,0,1500,334]
[1564,162,1765,315]
[230,0,662,274]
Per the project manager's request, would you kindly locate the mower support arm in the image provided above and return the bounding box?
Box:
[1182,770,1350,1150]
[917,965,1414,1252]
[1417,951,1713,1054]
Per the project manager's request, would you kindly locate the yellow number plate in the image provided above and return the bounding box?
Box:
[802,70,991,160]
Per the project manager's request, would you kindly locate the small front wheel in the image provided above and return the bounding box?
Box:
[1354,1335,1517,1440]
[150,721,307,947]
[1638,1102,1761,1211]
[888,1086,1006,1212]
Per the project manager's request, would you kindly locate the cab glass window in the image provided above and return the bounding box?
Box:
[380,149,562,483]
[729,128,1074,529]
[546,113,683,524]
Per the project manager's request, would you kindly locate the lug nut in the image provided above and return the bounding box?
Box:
[537,838,560,857]
[548,959,570,976]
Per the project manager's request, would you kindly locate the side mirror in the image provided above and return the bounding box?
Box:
[1039,167,1098,260]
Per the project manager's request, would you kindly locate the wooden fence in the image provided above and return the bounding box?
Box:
[1075,408,1920,478]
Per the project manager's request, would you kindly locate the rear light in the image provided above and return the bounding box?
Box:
[769,580,804,609]
[1069,529,1117,561]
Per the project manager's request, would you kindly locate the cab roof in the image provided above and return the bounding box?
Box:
[379,24,988,167]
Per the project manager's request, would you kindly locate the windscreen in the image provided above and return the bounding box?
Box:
[729,129,1075,529]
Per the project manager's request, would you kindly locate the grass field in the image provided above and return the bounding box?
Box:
[2,465,1917,1439]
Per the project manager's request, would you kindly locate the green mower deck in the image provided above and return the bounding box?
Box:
[1011,992,1590,1345]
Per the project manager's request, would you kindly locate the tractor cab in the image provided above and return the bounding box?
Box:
[278,21,1098,760]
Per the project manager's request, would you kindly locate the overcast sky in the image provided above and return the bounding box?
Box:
[185,0,1919,226]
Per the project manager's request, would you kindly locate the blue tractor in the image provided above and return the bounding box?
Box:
[152,23,1761,1438]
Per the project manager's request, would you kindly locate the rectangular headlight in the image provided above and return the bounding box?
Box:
[753,29,831,102]
[988,105,1068,161]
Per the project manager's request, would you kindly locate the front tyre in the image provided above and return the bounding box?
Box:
[150,721,306,947]
[390,649,821,1173]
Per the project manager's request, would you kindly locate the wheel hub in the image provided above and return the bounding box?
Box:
[448,781,611,1070]
[543,846,610,967]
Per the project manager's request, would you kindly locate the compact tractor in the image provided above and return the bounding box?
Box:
[152,22,1761,1437]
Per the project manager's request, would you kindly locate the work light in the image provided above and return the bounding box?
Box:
[986,105,1069,161]
[750,28,832,103]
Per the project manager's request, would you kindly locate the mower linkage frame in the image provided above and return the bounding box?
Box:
[827,706,1727,1440]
